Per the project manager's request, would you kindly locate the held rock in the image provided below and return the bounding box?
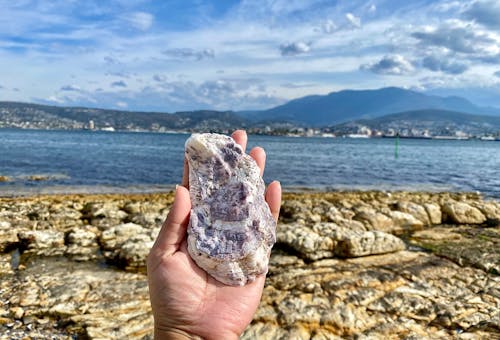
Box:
[185,133,276,286]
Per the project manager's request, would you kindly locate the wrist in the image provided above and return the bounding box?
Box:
[154,327,204,340]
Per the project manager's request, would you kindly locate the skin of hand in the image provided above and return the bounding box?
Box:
[147,130,281,340]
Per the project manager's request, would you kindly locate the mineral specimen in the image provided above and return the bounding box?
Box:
[185,133,276,286]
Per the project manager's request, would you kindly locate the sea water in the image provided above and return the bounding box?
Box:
[0,129,499,198]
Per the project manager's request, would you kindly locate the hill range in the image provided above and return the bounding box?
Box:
[0,101,247,131]
[334,109,500,136]
[241,87,500,126]
[1,87,500,135]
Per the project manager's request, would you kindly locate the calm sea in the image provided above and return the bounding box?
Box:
[0,129,499,198]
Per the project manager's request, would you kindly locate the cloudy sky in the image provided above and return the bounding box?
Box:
[1,0,500,112]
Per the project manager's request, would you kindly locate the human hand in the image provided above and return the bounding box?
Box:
[147,130,281,340]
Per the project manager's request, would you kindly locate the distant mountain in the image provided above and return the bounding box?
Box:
[243,87,500,126]
[334,109,500,136]
[2,88,500,135]
[0,101,248,131]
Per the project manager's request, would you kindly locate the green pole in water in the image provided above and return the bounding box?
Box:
[395,133,399,159]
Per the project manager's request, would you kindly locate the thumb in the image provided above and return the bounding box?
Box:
[152,185,191,256]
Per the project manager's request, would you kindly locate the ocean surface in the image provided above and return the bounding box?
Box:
[0,129,499,198]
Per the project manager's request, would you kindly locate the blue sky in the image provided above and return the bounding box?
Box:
[1,0,500,112]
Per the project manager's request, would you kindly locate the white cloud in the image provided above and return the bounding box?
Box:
[411,20,499,57]
[280,42,311,56]
[345,13,361,28]
[318,20,337,34]
[2,0,500,110]
[125,12,154,31]
[237,0,328,19]
[361,55,414,75]
[38,77,285,112]
[47,95,64,104]
[0,4,69,37]
[281,82,317,89]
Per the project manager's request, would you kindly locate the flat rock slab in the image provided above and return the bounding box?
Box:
[1,191,499,339]
[411,226,500,274]
[0,256,152,339]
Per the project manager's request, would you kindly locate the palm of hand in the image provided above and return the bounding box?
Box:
[148,239,265,339]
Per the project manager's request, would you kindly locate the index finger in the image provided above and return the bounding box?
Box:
[231,130,248,152]
[266,181,281,222]
[151,185,191,256]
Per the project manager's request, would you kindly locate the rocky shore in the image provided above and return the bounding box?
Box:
[0,191,498,339]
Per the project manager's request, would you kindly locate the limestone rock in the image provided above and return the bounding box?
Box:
[82,202,128,228]
[397,201,430,225]
[18,230,65,256]
[353,207,394,232]
[410,226,500,274]
[185,133,276,286]
[2,257,153,339]
[0,253,13,275]
[1,190,499,339]
[277,223,405,260]
[335,231,406,258]
[277,223,336,260]
[65,226,100,261]
[423,203,442,225]
[127,211,164,228]
[99,222,145,251]
[118,235,154,271]
[99,222,153,270]
[0,221,18,252]
[443,201,487,224]
[472,201,500,226]
[241,322,288,340]
[388,211,424,232]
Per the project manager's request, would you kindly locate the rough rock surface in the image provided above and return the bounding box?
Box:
[335,230,406,257]
[442,201,487,224]
[277,223,405,260]
[185,133,276,286]
[0,191,498,339]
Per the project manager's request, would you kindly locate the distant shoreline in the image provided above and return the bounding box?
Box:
[1,127,499,141]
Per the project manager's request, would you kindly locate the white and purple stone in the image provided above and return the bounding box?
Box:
[185,133,276,286]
